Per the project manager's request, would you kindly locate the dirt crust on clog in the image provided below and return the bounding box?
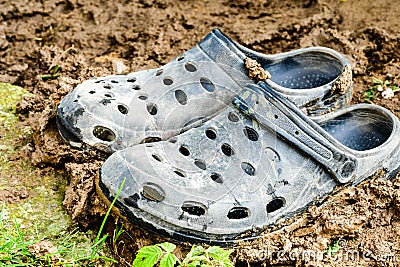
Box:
[331,65,352,95]
[245,57,272,81]
[2,0,400,266]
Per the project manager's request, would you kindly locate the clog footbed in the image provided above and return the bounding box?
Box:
[57,29,352,153]
[97,83,400,244]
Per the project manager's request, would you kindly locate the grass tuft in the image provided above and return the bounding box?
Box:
[0,178,127,266]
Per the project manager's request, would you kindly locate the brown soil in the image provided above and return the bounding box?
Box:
[2,0,400,266]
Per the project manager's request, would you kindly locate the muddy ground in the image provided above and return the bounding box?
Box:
[1,0,400,266]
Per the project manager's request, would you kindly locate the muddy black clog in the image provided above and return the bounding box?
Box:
[57,29,352,153]
[97,83,400,245]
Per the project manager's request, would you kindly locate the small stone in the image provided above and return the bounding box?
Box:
[0,36,9,50]
[382,88,394,99]
[112,59,129,74]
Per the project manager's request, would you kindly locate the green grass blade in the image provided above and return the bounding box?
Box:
[91,177,126,259]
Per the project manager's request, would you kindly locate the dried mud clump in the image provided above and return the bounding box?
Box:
[63,161,106,227]
[245,57,271,81]
[0,187,28,203]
